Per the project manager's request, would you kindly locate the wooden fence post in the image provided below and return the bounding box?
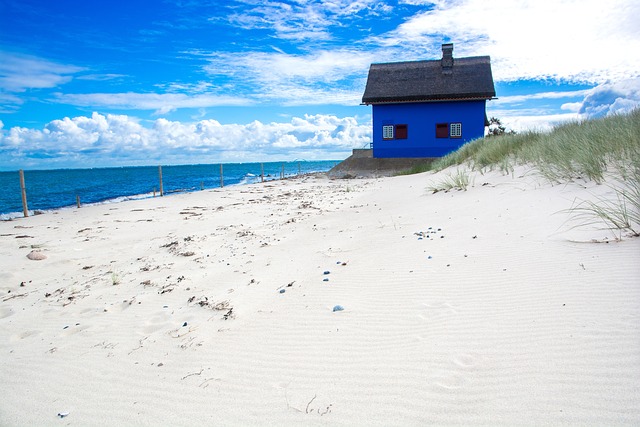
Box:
[76,195,81,208]
[281,163,285,179]
[158,166,164,197]
[19,169,28,217]
[220,164,224,188]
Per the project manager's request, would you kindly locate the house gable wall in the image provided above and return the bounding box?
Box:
[372,100,486,158]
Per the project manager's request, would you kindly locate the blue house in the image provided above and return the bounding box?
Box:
[362,44,496,158]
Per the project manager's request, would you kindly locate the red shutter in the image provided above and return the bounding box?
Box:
[395,124,408,139]
[436,123,448,138]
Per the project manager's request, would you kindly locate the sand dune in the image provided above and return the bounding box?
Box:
[1,168,638,425]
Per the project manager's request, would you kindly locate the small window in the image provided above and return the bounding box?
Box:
[436,123,448,138]
[450,122,462,138]
[395,124,408,139]
[383,125,394,140]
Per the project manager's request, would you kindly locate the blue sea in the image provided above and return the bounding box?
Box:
[0,161,338,220]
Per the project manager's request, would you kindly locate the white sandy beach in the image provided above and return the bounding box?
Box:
[1,167,639,426]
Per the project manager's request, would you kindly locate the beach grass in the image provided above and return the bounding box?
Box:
[563,177,640,237]
[428,109,640,235]
[427,168,473,193]
[431,109,640,179]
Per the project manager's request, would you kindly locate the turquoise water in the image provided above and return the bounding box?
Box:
[0,161,338,219]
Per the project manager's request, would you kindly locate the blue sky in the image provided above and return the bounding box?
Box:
[1,0,639,170]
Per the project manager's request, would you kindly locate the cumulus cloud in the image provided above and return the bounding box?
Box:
[0,112,370,169]
[577,78,640,118]
[372,0,640,84]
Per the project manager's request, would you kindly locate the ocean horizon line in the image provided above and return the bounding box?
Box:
[0,161,340,219]
[0,158,344,174]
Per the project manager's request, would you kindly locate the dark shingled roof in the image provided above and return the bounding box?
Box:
[362,55,496,104]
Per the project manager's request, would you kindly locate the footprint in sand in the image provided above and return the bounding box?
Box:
[0,306,14,319]
[452,353,478,368]
[434,372,469,390]
[434,353,481,390]
[60,324,91,336]
[10,329,42,342]
[141,311,173,334]
[417,302,458,320]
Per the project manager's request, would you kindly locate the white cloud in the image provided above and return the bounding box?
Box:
[53,92,253,115]
[560,102,582,112]
[372,0,640,83]
[0,52,85,92]
[488,111,580,133]
[225,0,389,41]
[493,89,591,105]
[76,74,127,81]
[201,49,374,106]
[0,112,370,169]
[577,78,640,117]
[0,92,24,113]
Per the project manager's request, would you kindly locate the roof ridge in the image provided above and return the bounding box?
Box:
[362,54,496,104]
[370,55,491,67]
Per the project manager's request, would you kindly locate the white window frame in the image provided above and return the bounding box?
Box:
[382,125,394,140]
[450,122,462,138]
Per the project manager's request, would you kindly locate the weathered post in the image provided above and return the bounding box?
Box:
[76,195,81,208]
[220,164,224,188]
[19,169,28,217]
[281,163,285,179]
[158,166,164,197]
[261,163,264,183]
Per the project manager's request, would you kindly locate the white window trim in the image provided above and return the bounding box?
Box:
[450,122,462,138]
[383,125,394,140]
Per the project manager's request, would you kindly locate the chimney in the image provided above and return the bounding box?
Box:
[441,43,454,73]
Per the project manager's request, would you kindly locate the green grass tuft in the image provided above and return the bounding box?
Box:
[563,173,640,237]
[427,168,473,193]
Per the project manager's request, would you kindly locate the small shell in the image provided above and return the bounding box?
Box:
[27,250,47,261]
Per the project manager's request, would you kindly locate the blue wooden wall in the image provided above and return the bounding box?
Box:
[371,100,487,158]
